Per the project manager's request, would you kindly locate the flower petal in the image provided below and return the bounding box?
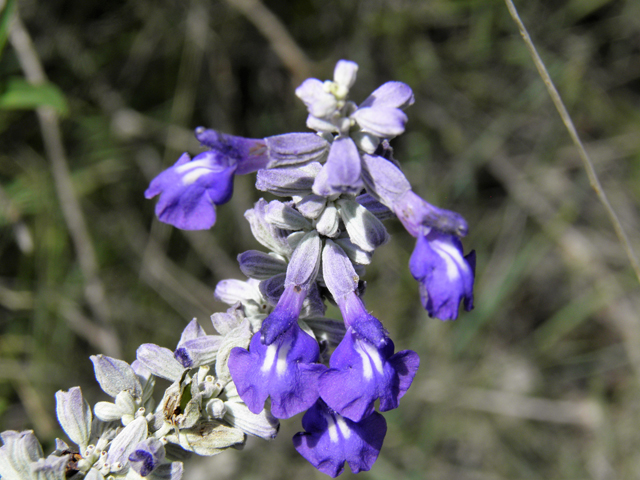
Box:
[260,284,307,345]
[335,292,387,349]
[295,79,338,118]
[90,355,142,399]
[359,81,414,109]
[129,438,165,477]
[333,60,358,89]
[265,133,329,167]
[293,400,387,477]
[145,152,237,230]
[193,128,268,175]
[312,137,363,196]
[409,230,475,320]
[394,191,469,238]
[319,328,419,422]
[352,106,408,138]
[228,324,324,419]
[55,387,92,451]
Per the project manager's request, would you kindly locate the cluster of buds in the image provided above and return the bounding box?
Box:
[0,60,475,479]
[0,314,277,480]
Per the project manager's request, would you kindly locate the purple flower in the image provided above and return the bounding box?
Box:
[228,237,325,419]
[336,292,388,348]
[228,323,325,419]
[409,229,476,320]
[292,400,387,477]
[361,153,468,237]
[319,327,419,422]
[321,239,387,347]
[145,130,269,230]
[394,190,468,238]
[173,318,222,369]
[128,438,165,477]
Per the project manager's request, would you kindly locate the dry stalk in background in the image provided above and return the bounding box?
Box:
[504,0,640,287]
[8,12,121,358]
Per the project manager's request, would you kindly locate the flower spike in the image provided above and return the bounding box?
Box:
[0,59,479,480]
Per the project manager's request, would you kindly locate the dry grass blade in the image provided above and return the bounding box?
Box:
[8,12,120,356]
[504,0,640,287]
[420,379,602,429]
[488,153,640,376]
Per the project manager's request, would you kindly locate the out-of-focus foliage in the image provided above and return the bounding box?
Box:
[0,78,68,114]
[2,0,640,478]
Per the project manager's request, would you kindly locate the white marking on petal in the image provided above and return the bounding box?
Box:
[326,414,339,443]
[336,416,351,439]
[276,340,291,377]
[355,345,373,381]
[261,344,277,373]
[175,159,216,186]
[181,167,212,186]
[175,158,210,173]
[359,341,384,375]
[431,239,470,282]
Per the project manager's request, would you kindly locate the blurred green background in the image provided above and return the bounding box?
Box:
[2,0,640,478]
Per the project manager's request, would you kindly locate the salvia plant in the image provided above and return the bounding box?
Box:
[0,60,475,479]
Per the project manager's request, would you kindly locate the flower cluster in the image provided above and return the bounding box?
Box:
[0,312,278,480]
[0,60,475,479]
[145,60,475,476]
